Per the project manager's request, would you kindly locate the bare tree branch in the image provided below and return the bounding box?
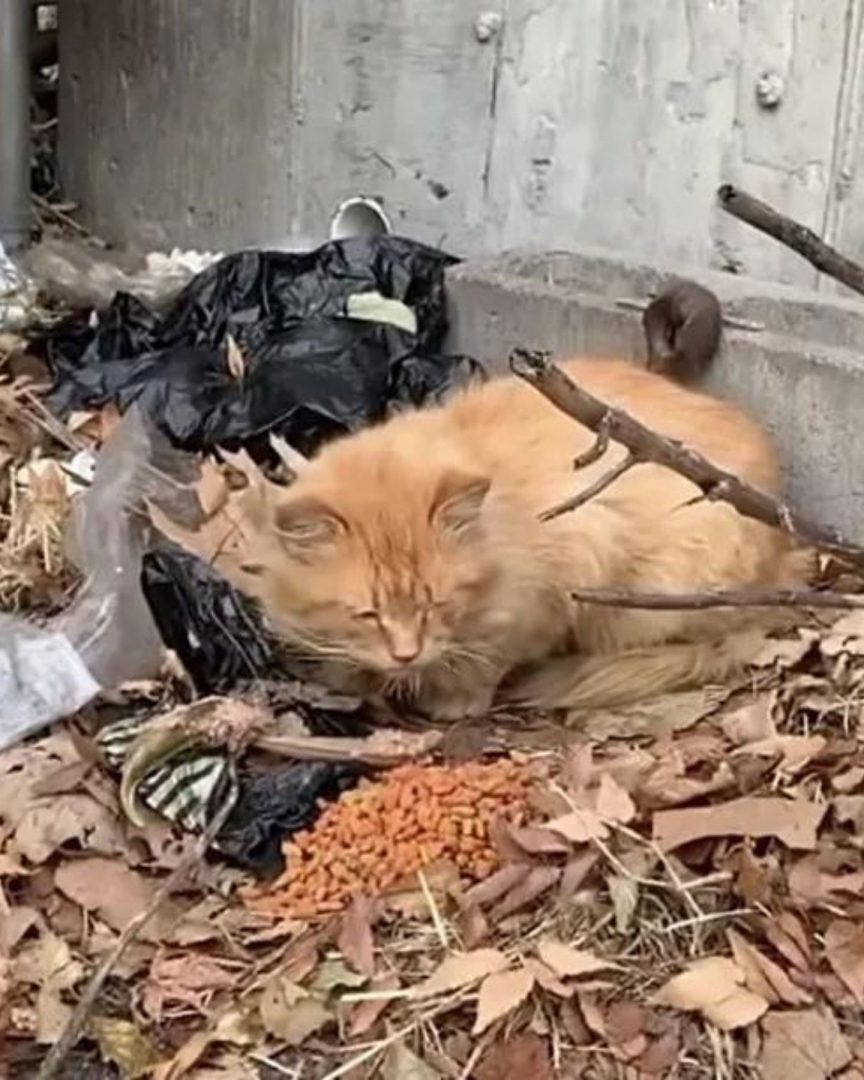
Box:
[541,451,641,522]
[572,417,611,469]
[717,184,864,297]
[509,348,864,571]
[571,586,864,611]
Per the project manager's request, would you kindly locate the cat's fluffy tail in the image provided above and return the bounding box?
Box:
[506,629,766,714]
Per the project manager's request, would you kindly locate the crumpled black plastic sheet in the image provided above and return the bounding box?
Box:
[216,763,362,874]
[140,546,275,695]
[42,236,483,456]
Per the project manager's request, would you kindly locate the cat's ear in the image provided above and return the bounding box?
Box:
[273,495,345,553]
[430,470,490,534]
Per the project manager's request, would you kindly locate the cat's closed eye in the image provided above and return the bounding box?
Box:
[352,609,380,623]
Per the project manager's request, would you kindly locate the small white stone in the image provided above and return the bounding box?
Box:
[474,11,503,43]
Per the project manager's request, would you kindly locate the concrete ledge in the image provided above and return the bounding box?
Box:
[445,246,864,537]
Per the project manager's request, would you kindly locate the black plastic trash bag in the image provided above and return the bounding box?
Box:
[41,235,483,456]
[140,546,275,695]
[217,763,362,874]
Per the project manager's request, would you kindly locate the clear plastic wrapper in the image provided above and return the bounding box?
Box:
[0,406,167,749]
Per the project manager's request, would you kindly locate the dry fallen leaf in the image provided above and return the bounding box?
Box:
[91,1016,160,1079]
[259,976,333,1046]
[338,895,376,977]
[489,865,561,920]
[727,929,812,1006]
[636,1030,680,1075]
[733,734,826,774]
[605,999,646,1046]
[824,920,864,1005]
[788,856,864,908]
[474,1032,554,1080]
[0,905,41,955]
[412,948,509,999]
[505,824,572,856]
[608,874,639,933]
[559,849,599,901]
[464,864,531,909]
[580,689,722,740]
[523,958,572,998]
[13,931,84,1043]
[832,766,864,794]
[473,966,535,1035]
[755,635,815,668]
[639,757,735,809]
[55,857,178,941]
[821,610,864,657]
[347,971,400,1037]
[760,912,813,972]
[143,951,240,1020]
[14,794,126,865]
[536,940,620,979]
[382,1041,440,1080]
[833,795,864,832]
[759,1009,852,1080]
[225,334,246,381]
[653,796,825,852]
[152,1008,258,1080]
[721,696,776,745]
[650,956,768,1030]
[594,773,636,823]
[544,809,608,843]
[308,958,366,995]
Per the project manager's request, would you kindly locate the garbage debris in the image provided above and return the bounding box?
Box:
[140,546,276,696]
[24,237,223,312]
[217,762,362,873]
[0,407,166,749]
[96,698,434,874]
[38,235,483,456]
[0,241,37,330]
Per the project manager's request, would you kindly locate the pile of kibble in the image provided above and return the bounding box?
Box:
[248,758,536,918]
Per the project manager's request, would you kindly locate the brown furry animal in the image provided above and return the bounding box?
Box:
[238,356,811,720]
[643,278,722,383]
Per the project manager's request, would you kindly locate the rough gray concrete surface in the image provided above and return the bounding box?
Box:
[446,249,864,537]
[59,0,864,291]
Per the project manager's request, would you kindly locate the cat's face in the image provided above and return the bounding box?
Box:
[252,468,496,685]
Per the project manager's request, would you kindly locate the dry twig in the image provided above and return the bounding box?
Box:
[541,451,641,522]
[36,797,236,1080]
[570,586,864,611]
[718,184,864,296]
[255,728,443,766]
[509,348,864,570]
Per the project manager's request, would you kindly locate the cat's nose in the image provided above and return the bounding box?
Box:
[382,622,422,664]
[389,641,421,664]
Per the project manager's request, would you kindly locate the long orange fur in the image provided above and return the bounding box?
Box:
[240,358,812,720]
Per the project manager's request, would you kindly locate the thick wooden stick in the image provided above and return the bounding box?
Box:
[509,348,864,570]
[717,184,864,296]
[571,586,864,611]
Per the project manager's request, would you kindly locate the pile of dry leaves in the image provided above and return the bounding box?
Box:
[5,335,864,1079]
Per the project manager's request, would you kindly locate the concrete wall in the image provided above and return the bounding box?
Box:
[59,0,864,293]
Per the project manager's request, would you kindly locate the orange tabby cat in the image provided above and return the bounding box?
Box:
[240,358,812,720]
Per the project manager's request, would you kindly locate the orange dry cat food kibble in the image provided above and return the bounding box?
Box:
[251,758,534,918]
